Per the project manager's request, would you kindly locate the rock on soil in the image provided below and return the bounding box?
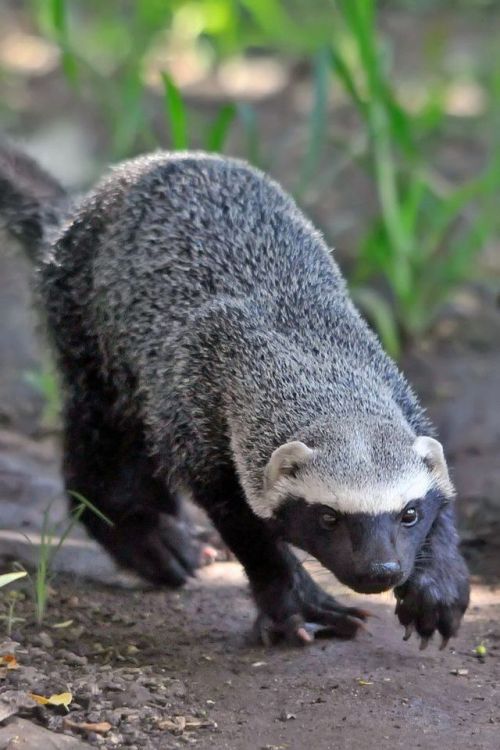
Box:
[0,717,92,749]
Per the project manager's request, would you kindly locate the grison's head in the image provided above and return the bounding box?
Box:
[262,420,454,594]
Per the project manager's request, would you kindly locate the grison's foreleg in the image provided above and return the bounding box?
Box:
[191,466,369,645]
[395,503,470,649]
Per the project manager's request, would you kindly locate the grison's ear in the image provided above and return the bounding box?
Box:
[264,441,314,492]
[413,436,455,496]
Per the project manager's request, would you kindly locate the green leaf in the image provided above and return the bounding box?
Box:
[0,571,27,589]
[45,0,78,86]
[161,73,189,150]
[351,286,401,359]
[423,172,495,260]
[60,48,78,85]
[48,0,66,35]
[237,102,261,165]
[400,173,426,237]
[240,0,291,38]
[298,47,331,194]
[329,46,365,115]
[68,490,114,527]
[111,69,145,157]
[205,103,237,152]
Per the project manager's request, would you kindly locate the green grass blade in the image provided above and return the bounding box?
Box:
[337,0,378,93]
[237,102,261,166]
[111,69,145,158]
[240,0,291,38]
[382,87,416,158]
[351,286,401,359]
[68,490,114,527]
[161,73,189,150]
[400,173,426,237]
[329,46,365,115]
[45,0,78,85]
[205,104,237,152]
[60,48,78,85]
[423,172,496,259]
[297,47,331,195]
[369,101,412,289]
[47,0,65,34]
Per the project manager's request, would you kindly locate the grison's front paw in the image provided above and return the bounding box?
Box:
[253,566,370,647]
[394,556,470,650]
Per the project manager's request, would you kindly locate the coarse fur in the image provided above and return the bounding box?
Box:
[0,143,470,647]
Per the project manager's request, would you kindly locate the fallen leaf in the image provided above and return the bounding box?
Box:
[28,691,72,711]
[63,718,112,734]
[157,716,186,735]
[185,717,217,730]
[52,620,74,629]
[0,572,27,589]
[358,679,373,686]
[251,661,267,668]
[157,715,216,735]
[0,654,18,670]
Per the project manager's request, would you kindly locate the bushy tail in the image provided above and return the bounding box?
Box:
[0,139,68,262]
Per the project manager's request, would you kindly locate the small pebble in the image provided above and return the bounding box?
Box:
[37,632,54,649]
[57,649,88,666]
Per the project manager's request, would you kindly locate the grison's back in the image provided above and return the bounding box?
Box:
[51,153,345,336]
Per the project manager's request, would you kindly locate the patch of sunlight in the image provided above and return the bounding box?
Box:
[0,32,59,75]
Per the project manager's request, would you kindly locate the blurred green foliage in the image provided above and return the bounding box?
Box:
[24,358,61,429]
[330,0,500,354]
[13,0,499,354]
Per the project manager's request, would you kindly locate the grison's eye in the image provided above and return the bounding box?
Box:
[319,508,338,530]
[401,506,419,527]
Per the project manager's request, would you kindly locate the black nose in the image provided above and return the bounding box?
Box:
[368,560,402,584]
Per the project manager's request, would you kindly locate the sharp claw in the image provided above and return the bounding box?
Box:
[403,624,414,641]
[419,636,431,651]
[200,544,218,565]
[352,618,370,635]
[439,637,450,651]
[261,628,273,647]
[296,626,314,644]
[254,615,273,647]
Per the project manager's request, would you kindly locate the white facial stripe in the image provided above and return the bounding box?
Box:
[247,468,433,518]
[292,470,433,515]
[248,464,438,518]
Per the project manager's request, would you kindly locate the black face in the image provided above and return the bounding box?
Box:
[272,489,445,594]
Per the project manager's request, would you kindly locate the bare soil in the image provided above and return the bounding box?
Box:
[0,564,498,750]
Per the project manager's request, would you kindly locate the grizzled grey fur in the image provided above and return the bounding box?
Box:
[0,144,469,648]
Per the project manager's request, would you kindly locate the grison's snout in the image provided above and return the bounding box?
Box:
[367,559,401,586]
[350,558,402,593]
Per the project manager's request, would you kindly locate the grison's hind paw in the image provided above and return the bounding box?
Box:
[105,512,203,588]
[254,605,369,647]
[253,562,372,647]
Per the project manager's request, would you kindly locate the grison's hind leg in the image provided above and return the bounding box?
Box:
[191,466,370,645]
[62,387,201,587]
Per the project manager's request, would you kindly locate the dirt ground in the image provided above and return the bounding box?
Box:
[0,563,499,750]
